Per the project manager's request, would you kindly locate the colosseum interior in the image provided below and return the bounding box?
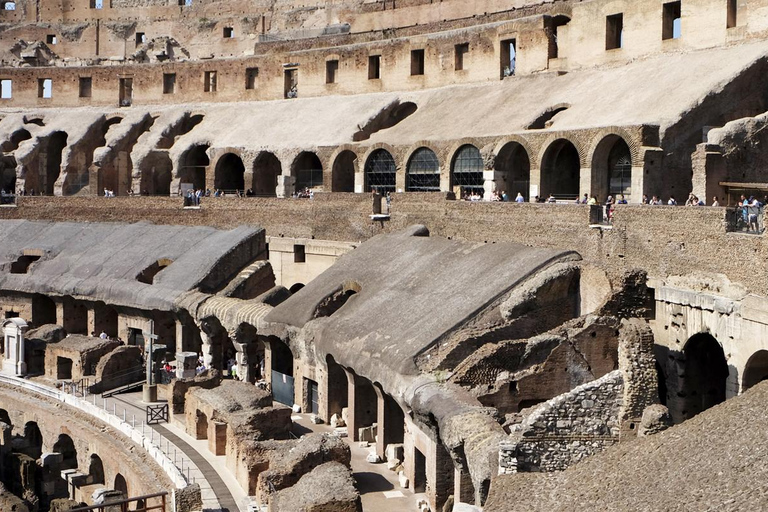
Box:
[0,0,768,511]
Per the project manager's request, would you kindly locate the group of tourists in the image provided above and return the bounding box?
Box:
[293,188,314,199]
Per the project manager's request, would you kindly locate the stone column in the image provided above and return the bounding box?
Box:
[426,437,455,512]
[276,175,296,198]
[175,351,197,379]
[373,384,404,460]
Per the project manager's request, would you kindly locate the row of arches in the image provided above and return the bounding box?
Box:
[184,135,634,200]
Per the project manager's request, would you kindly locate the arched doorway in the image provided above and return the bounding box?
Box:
[592,135,632,202]
[541,139,580,200]
[496,142,530,200]
[743,350,768,391]
[667,333,729,422]
[253,152,281,197]
[214,153,245,193]
[88,453,105,484]
[179,144,209,191]
[53,433,78,469]
[406,147,440,192]
[292,152,323,191]
[24,421,43,459]
[451,145,484,197]
[114,473,128,496]
[364,149,396,194]
[332,150,356,192]
[43,131,68,195]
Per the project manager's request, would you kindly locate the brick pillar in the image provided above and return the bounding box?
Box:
[454,467,475,505]
[374,384,404,460]
[427,437,455,512]
[345,369,377,442]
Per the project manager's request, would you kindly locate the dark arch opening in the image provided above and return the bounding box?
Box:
[406,147,440,192]
[53,433,78,470]
[743,350,768,391]
[215,153,245,193]
[496,142,530,200]
[364,149,396,194]
[591,135,632,202]
[326,355,348,419]
[2,128,31,152]
[180,145,209,191]
[114,473,128,496]
[43,131,68,195]
[24,422,43,459]
[252,152,281,197]
[152,154,173,196]
[289,283,305,294]
[672,333,729,422]
[541,139,580,200]
[200,317,233,373]
[271,340,294,377]
[451,144,484,197]
[88,453,105,484]
[332,151,356,192]
[0,409,11,427]
[157,114,204,149]
[292,152,323,191]
[527,105,569,130]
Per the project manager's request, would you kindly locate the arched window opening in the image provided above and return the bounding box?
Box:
[2,128,31,152]
[669,333,729,422]
[332,150,356,192]
[313,282,361,318]
[23,422,43,459]
[496,142,530,200]
[293,152,323,191]
[406,148,440,192]
[215,153,245,193]
[114,473,128,496]
[743,350,768,391]
[608,139,632,197]
[364,149,396,194]
[136,258,173,285]
[53,433,78,470]
[43,132,68,195]
[527,105,569,130]
[88,453,105,484]
[0,409,11,427]
[451,145,484,197]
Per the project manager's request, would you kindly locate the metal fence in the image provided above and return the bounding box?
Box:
[728,205,764,234]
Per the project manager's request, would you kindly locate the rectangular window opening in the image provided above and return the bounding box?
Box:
[368,55,381,80]
[223,27,234,38]
[294,244,306,263]
[0,79,12,100]
[284,69,298,99]
[326,59,339,84]
[500,38,516,79]
[245,67,258,89]
[89,0,102,8]
[662,1,682,40]
[3,2,17,10]
[727,0,737,28]
[163,73,176,94]
[455,43,469,71]
[204,71,217,93]
[79,77,92,98]
[606,13,623,50]
[38,78,52,99]
[135,32,146,47]
[410,49,425,76]
[46,34,57,45]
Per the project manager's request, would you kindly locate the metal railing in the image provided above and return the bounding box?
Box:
[727,205,764,234]
[69,491,167,512]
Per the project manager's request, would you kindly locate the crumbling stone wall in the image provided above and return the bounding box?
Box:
[271,461,361,512]
[500,370,623,473]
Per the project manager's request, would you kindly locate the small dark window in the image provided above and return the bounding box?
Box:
[223,27,234,38]
[662,1,682,40]
[411,49,425,76]
[89,0,102,9]
[455,43,469,71]
[284,69,298,99]
[727,0,737,28]
[326,59,339,84]
[38,79,52,99]
[245,67,258,89]
[606,14,623,50]
[204,71,217,92]
[294,244,306,263]
[500,38,516,78]
[136,259,172,284]
[46,34,57,45]
[135,32,146,47]
[4,311,19,319]
[163,73,176,94]
[368,55,381,80]
[79,77,92,98]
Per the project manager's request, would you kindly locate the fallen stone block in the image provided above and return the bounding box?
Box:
[398,471,409,489]
[385,443,404,463]
[309,414,322,424]
[330,413,346,428]
[366,452,381,463]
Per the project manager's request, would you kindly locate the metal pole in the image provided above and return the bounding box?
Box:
[123,409,126,422]
[132,415,135,428]
[113,403,116,415]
